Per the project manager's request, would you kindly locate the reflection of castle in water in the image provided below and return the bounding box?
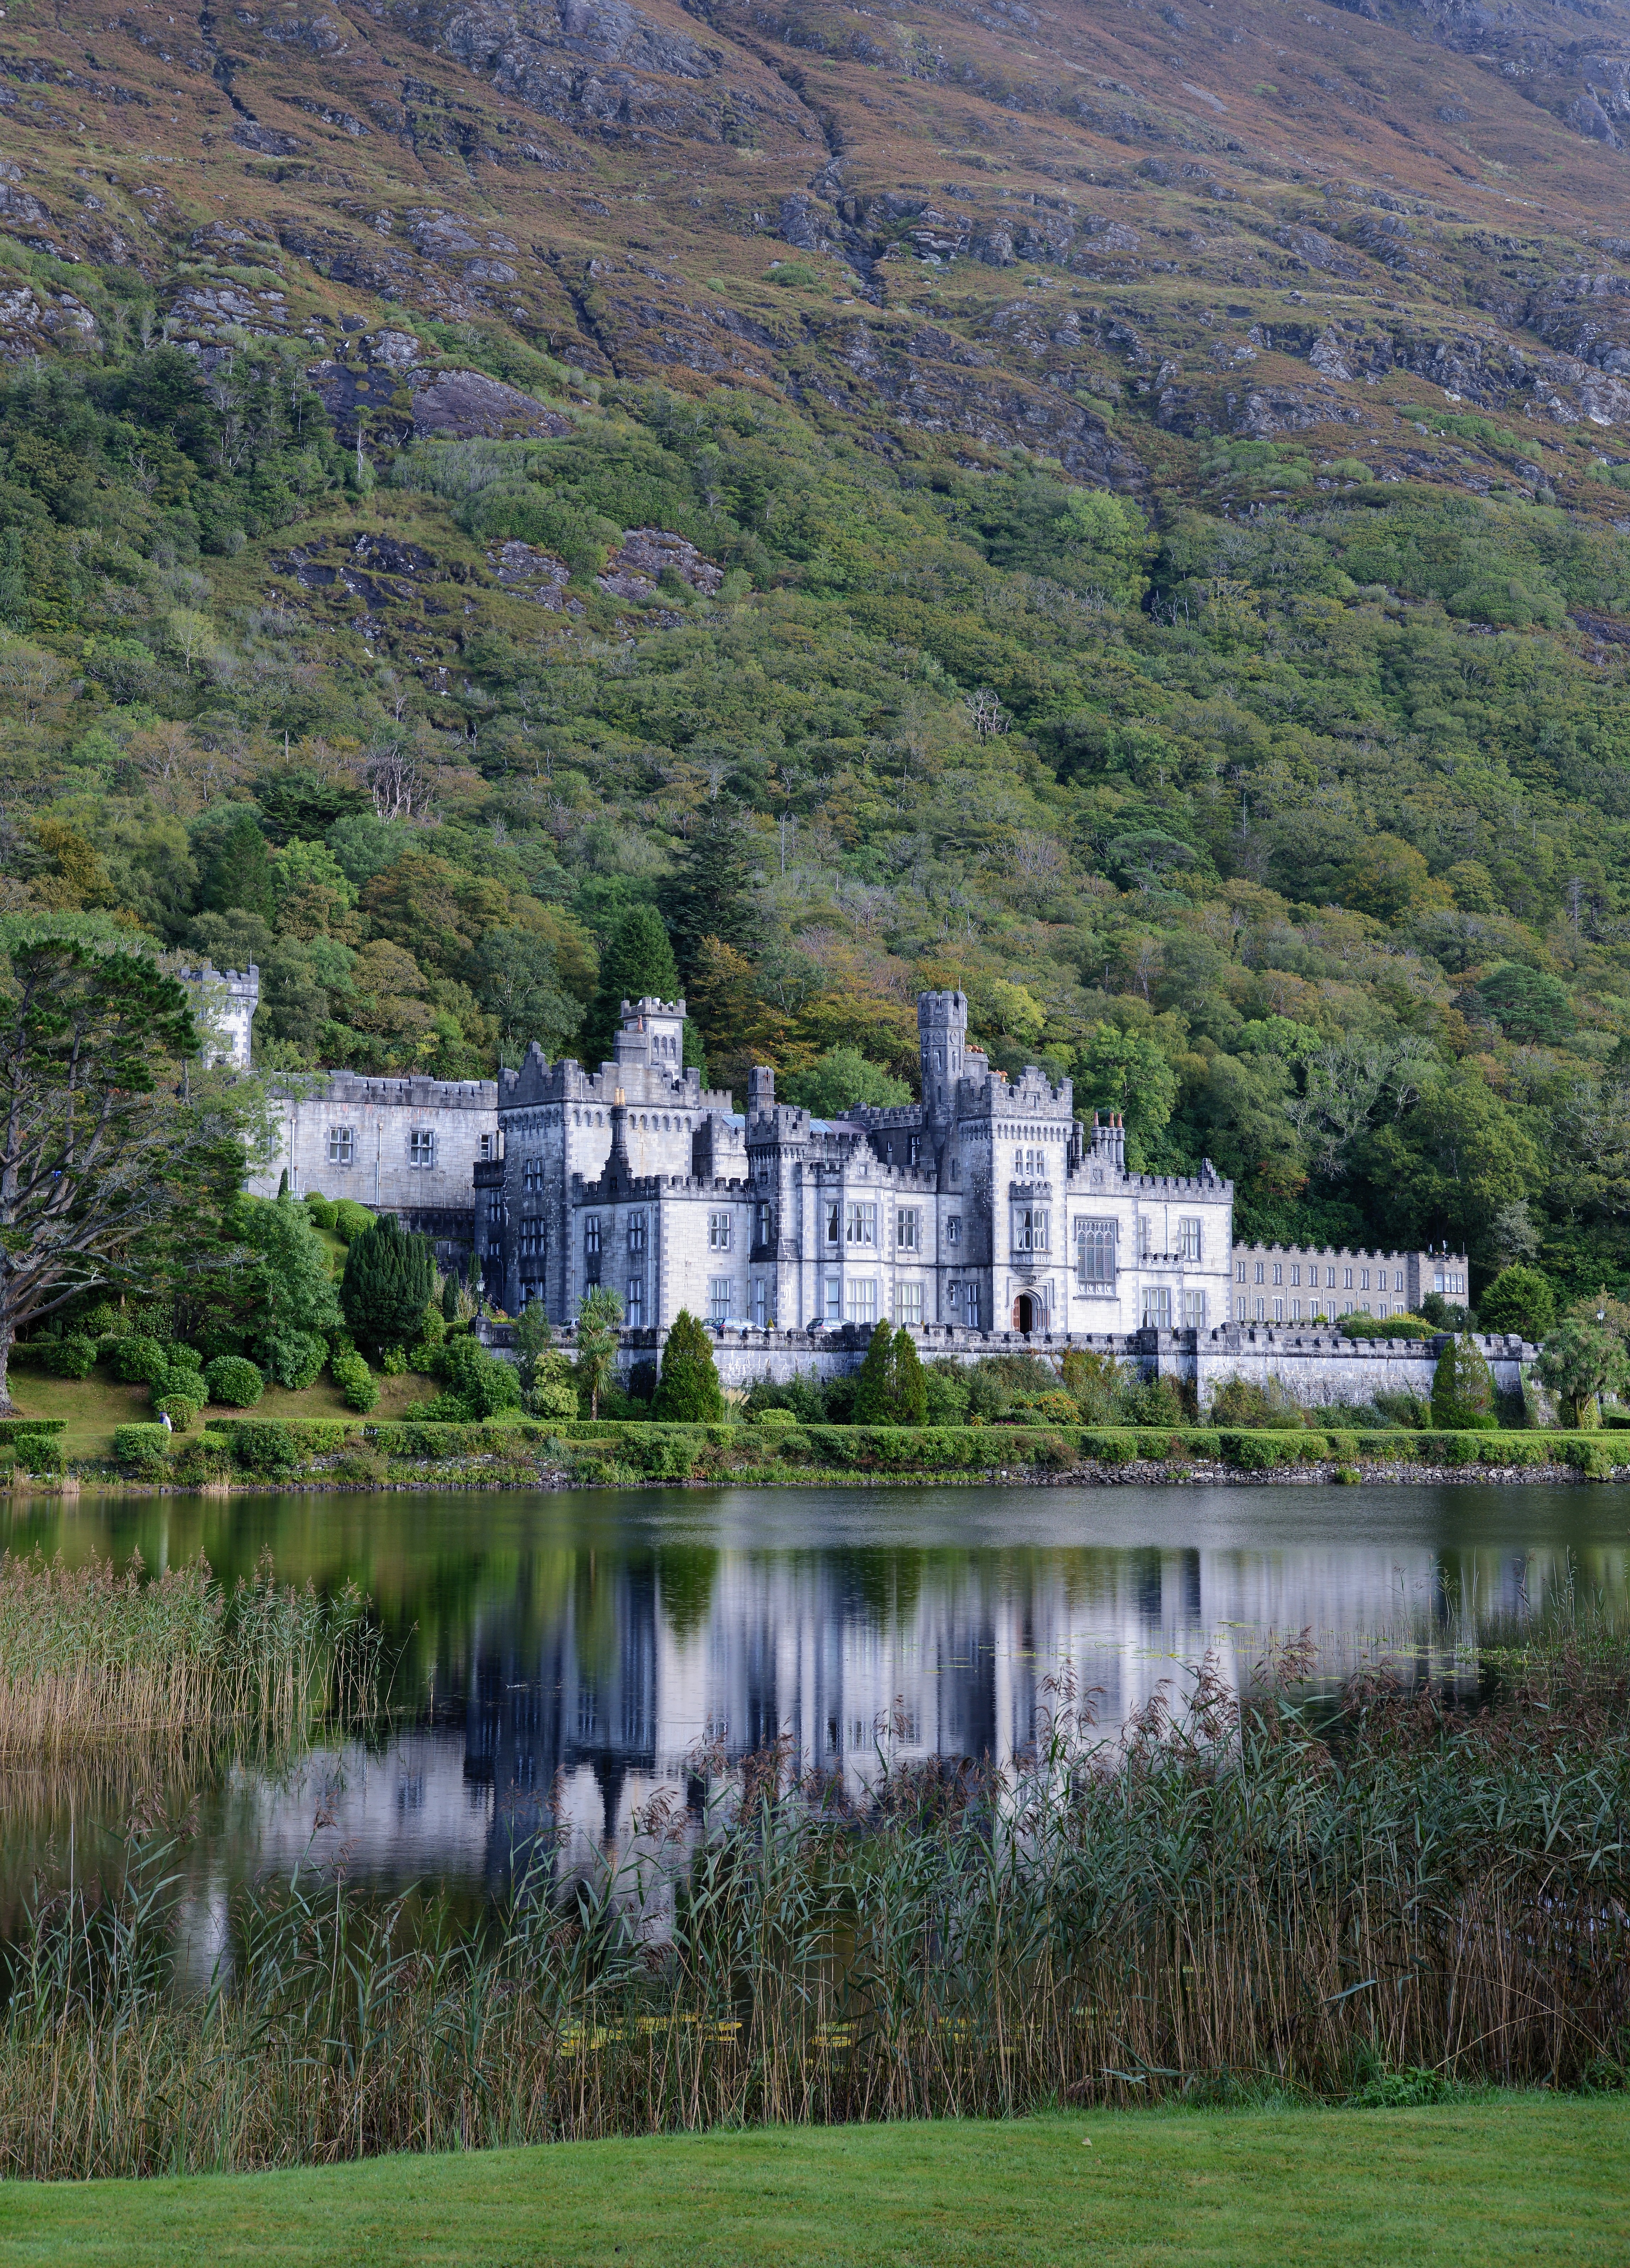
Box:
[228,1541,1568,1896]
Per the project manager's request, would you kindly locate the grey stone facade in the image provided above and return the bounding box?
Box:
[180,961,258,1069]
[250,1069,499,1263]
[1229,1242,1470,1326]
[485,991,1237,1344]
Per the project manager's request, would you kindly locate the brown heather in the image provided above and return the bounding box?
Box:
[0,1624,1626,2179]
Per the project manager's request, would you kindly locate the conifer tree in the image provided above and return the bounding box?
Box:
[653,1307,724,1422]
[339,1214,437,1355]
[661,806,759,974]
[1431,1331,1497,1429]
[585,904,680,1062]
[852,1321,926,1425]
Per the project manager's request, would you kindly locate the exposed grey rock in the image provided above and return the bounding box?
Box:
[232,120,302,156]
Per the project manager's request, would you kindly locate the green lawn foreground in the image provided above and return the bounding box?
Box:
[1,2100,1626,2268]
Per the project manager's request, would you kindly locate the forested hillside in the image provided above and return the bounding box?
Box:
[5,0,1630,1302]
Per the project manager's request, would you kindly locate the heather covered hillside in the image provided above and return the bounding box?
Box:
[2,0,1630,1299]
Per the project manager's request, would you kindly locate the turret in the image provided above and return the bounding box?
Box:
[918,989,968,1124]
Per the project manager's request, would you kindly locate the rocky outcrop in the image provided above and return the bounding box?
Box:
[597,527,723,599]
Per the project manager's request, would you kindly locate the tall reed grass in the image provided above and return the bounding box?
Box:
[0,1552,382,1754]
[1,1621,1627,2178]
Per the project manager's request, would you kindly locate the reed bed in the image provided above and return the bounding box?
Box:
[2,1619,1628,2179]
[0,1551,382,1754]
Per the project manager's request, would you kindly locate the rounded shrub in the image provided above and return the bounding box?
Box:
[330,1344,379,1414]
[332,1199,375,1245]
[259,1329,326,1391]
[203,1354,264,1407]
[111,1334,168,1386]
[41,1335,97,1379]
[155,1394,199,1432]
[303,1193,339,1231]
[432,1335,521,1419]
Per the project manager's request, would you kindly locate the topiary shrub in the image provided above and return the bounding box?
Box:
[332,1199,375,1245]
[113,1423,172,1474]
[111,1334,168,1386]
[303,1193,338,1231]
[653,1309,724,1423]
[1477,1264,1555,1343]
[155,1394,200,1432]
[41,1335,97,1378]
[1221,1430,1274,1471]
[203,1354,264,1407]
[330,1344,379,1413]
[173,1436,234,1484]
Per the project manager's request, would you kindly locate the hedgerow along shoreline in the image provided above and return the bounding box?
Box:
[8,1413,1627,1492]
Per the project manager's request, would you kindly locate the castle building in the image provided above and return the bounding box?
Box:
[484,991,1236,1340]
[179,961,259,1069]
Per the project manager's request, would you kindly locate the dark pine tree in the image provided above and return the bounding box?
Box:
[200,813,277,924]
[339,1215,437,1355]
[584,904,681,1063]
[661,806,760,977]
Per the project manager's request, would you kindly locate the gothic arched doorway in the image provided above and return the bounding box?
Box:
[1013,1292,1039,1334]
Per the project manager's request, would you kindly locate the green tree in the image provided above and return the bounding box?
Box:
[652,1306,724,1421]
[852,1320,929,1425]
[780,1045,911,1118]
[434,1332,522,1417]
[661,806,760,974]
[584,904,680,1061]
[574,1284,623,1419]
[1430,1332,1497,1430]
[339,1214,437,1355]
[1075,1024,1179,1170]
[466,927,580,1058]
[0,933,243,1410]
[1476,963,1574,1044]
[199,812,276,924]
[1538,1296,1630,1429]
[237,1191,343,1387]
[1363,1076,1541,1255]
[1478,1264,1556,1342]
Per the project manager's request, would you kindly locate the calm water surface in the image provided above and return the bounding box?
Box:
[5,1482,1629,1942]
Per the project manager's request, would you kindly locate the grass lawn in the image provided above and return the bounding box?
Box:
[7,1367,434,1463]
[0,2100,1625,2267]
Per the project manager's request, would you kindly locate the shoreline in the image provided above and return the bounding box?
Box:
[13,1455,1627,1496]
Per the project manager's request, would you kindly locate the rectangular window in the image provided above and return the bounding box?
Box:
[1236,1296,1247,1321]
[846,1276,878,1325]
[1344,1268,1354,1290]
[895,1279,924,1326]
[1182,1290,1206,1327]
[1272,1297,1284,1321]
[845,1201,877,1247]
[1236,1259,1247,1283]
[628,1212,647,1255]
[1013,1206,1048,1255]
[523,1157,542,1193]
[1178,1217,1202,1261]
[825,1200,841,1245]
[709,1276,733,1325]
[1434,1270,1445,1295]
[1272,1263,1282,1287]
[751,1278,768,1327]
[709,1211,732,1252]
[584,1216,601,1258]
[1326,1267,1336,1289]
[1290,1265,1301,1288]
[1361,1268,1371,1291]
[946,1216,962,1245]
[478,1134,494,1162]
[1142,1286,1172,1329]
[965,1282,980,1329]
[408,1128,435,1169]
[1291,1298,1302,1320]
[1255,1298,1265,1321]
[627,1275,645,1324]
[756,1200,773,1246]
[328,1125,353,1166]
[896,1207,921,1252]
[824,1274,842,1323]
[1075,1219,1116,1289]
[1254,1261,1265,1285]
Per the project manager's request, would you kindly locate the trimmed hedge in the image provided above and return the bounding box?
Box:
[113,1423,172,1473]
[0,1419,64,1441]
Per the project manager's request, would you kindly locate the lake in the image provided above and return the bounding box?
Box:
[4,1482,1629,1948]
